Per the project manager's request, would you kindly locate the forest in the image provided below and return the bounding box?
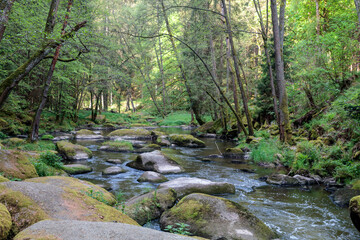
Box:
[1,0,360,239]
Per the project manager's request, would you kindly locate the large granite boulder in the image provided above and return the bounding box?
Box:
[169,134,205,148]
[108,129,152,140]
[127,150,184,174]
[14,220,198,240]
[56,141,92,160]
[137,171,168,183]
[0,176,138,236]
[0,203,12,239]
[0,150,38,180]
[75,129,104,140]
[125,188,177,225]
[158,177,235,198]
[160,193,278,240]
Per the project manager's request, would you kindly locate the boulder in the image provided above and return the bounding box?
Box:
[266,174,300,186]
[125,188,177,225]
[0,150,38,180]
[331,187,360,207]
[169,134,205,148]
[137,171,168,183]
[223,148,245,159]
[106,159,125,164]
[0,175,10,182]
[14,220,197,240]
[127,150,184,174]
[108,129,152,140]
[156,136,171,146]
[75,129,104,140]
[56,141,92,160]
[0,203,12,239]
[350,196,360,233]
[102,166,126,175]
[160,193,278,240]
[293,175,317,185]
[62,164,92,175]
[158,177,235,198]
[99,141,134,152]
[0,176,138,236]
[52,135,72,141]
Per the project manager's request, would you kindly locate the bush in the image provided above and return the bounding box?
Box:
[33,161,55,177]
[0,132,8,140]
[39,151,63,169]
[251,139,281,163]
[40,134,54,140]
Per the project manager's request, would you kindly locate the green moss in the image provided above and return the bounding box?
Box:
[146,144,161,150]
[0,185,48,236]
[62,165,92,175]
[352,179,360,190]
[2,138,25,147]
[40,135,55,140]
[169,134,205,147]
[77,129,95,135]
[225,148,243,154]
[0,150,39,180]
[0,203,12,239]
[0,175,10,182]
[169,199,208,226]
[14,232,61,240]
[108,128,151,137]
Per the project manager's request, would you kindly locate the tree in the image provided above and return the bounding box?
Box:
[0,0,15,42]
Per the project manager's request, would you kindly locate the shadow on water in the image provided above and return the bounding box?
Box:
[69,127,359,239]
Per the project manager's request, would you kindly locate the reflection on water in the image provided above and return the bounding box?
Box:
[70,127,358,240]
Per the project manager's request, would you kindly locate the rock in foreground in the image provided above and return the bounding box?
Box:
[0,203,12,239]
[158,177,235,198]
[0,150,38,180]
[137,171,168,183]
[160,193,278,240]
[169,134,205,148]
[127,150,184,174]
[14,220,197,240]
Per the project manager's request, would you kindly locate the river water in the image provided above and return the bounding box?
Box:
[69,127,359,240]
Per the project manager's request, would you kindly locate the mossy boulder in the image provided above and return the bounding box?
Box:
[223,148,245,159]
[2,138,25,147]
[350,196,360,233]
[160,193,278,240]
[266,174,301,186]
[125,188,177,225]
[137,171,168,183]
[331,186,360,207]
[168,134,205,148]
[0,184,49,237]
[127,150,184,174]
[99,140,134,152]
[14,220,197,240]
[56,141,92,160]
[0,175,10,182]
[75,129,104,140]
[158,177,235,199]
[40,135,54,140]
[0,176,138,227]
[0,149,38,180]
[0,203,12,239]
[108,128,152,140]
[156,136,171,147]
[62,164,92,175]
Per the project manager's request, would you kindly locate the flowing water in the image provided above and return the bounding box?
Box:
[69,127,359,240]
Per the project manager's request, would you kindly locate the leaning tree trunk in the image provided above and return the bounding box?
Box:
[221,0,254,136]
[0,0,15,42]
[160,0,205,125]
[29,0,74,142]
[271,0,292,142]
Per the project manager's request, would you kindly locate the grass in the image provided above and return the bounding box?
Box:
[102,140,134,150]
[156,111,212,126]
[31,151,64,177]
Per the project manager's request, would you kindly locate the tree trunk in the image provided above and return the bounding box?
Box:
[355,0,360,26]
[221,0,254,136]
[279,0,286,52]
[0,0,15,42]
[270,0,292,142]
[29,0,73,142]
[160,0,205,125]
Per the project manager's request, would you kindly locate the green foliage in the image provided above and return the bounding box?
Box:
[83,188,110,205]
[251,139,281,163]
[17,141,56,151]
[40,135,54,140]
[0,132,8,140]
[254,130,270,139]
[157,111,192,126]
[164,223,191,235]
[38,151,63,169]
[33,161,56,177]
[114,190,126,213]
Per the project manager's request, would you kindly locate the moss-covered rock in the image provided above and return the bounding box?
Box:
[0,177,138,227]
[0,175,10,182]
[160,193,278,240]
[223,148,244,159]
[62,164,92,175]
[266,174,301,186]
[127,150,184,174]
[108,128,152,140]
[56,141,92,160]
[40,135,55,140]
[125,188,177,225]
[0,149,38,180]
[99,140,134,152]
[169,134,205,148]
[0,203,12,239]
[0,184,49,237]
[350,195,360,233]
[2,137,25,148]
[158,177,235,199]
[76,129,104,140]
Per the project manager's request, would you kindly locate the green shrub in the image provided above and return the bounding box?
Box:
[0,132,8,140]
[164,223,191,235]
[33,161,55,177]
[41,134,54,140]
[251,139,280,163]
[39,151,63,169]
[83,188,110,205]
[254,130,270,139]
[18,141,56,151]
[291,153,310,172]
